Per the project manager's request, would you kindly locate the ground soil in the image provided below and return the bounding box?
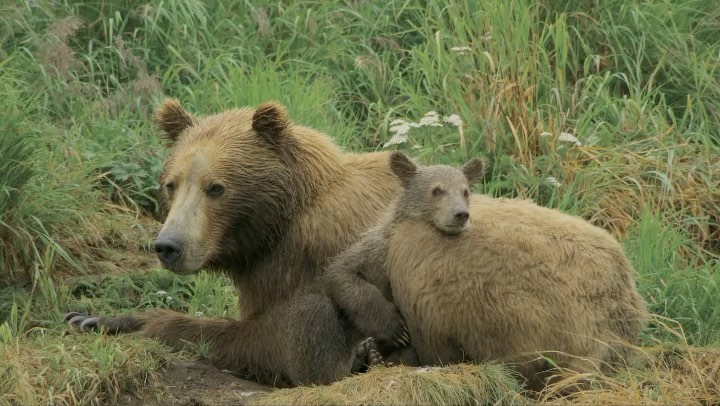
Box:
[121,360,273,406]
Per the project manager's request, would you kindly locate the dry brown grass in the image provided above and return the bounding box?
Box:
[562,139,720,251]
[249,363,528,406]
[36,16,85,81]
[539,346,720,405]
[248,343,720,406]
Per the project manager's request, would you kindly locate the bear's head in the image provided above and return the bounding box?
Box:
[152,99,304,274]
[389,151,485,235]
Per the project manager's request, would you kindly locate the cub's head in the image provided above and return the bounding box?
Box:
[152,98,300,274]
[389,152,485,235]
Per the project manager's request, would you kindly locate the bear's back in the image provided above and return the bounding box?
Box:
[293,151,401,268]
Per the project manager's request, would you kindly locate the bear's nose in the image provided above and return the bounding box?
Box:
[453,210,470,224]
[154,238,183,267]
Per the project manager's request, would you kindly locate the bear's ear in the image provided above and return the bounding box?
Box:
[460,157,486,186]
[154,98,195,146]
[389,151,418,186]
[252,101,291,147]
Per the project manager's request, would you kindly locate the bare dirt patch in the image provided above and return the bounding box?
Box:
[122,359,272,406]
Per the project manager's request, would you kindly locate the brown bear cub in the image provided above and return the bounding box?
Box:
[324,151,647,391]
[64,99,411,387]
[322,153,483,361]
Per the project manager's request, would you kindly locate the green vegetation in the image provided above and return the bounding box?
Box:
[0,0,718,404]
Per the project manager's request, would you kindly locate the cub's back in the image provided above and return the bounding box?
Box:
[386,194,633,291]
[384,194,642,365]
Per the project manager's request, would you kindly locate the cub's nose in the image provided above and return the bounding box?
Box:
[154,238,183,267]
[453,210,470,224]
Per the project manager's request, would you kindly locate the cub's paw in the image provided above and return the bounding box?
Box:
[355,303,411,352]
[63,312,143,334]
[375,308,411,352]
[351,337,385,374]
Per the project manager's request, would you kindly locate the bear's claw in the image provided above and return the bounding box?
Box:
[66,314,90,328]
[392,319,411,348]
[63,312,85,323]
[79,317,100,331]
[395,330,411,347]
[64,312,101,332]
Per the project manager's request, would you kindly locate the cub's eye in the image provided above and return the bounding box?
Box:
[207,183,225,198]
[463,189,470,198]
[432,187,444,196]
[165,182,175,196]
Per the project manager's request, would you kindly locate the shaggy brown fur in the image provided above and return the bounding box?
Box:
[325,151,647,391]
[65,99,406,386]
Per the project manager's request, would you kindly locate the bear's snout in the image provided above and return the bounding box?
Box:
[453,209,469,224]
[154,237,184,268]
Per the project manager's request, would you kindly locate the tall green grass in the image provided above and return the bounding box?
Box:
[627,211,720,346]
[0,65,102,285]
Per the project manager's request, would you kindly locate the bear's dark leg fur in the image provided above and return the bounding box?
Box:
[282,292,368,385]
[65,291,387,387]
[68,306,294,386]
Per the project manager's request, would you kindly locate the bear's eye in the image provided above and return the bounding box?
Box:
[165,182,175,196]
[207,183,225,198]
[432,186,444,197]
[463,189,469,198]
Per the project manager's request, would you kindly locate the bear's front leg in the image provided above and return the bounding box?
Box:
[64,307,291,386]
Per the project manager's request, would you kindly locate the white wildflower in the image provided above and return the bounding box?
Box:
[385,117,413,148]
[558,132,582,147]
[389,122,412,134]
[383,133,409,148]
[424,111,439,117]
[412,144,422,149]
[450,46,471,55]
[442,114,463,127]
[156,290,167,296]
[165,296,173,302]
[540,131,552,138]
[194,311,205,318]
[546,176,561,188]
[418,113,442,127]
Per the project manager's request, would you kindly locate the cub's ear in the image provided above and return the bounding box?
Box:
[460,157,486,187]
[389,151,418,187]
[154,98,195,147]
[252,101,291,147]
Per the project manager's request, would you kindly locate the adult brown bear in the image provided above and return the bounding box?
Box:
[65,99,410,386]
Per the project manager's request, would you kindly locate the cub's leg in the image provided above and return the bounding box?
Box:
[282,292,389,385]
[323,230,410,354]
